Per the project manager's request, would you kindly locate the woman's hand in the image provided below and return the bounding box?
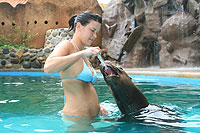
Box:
[100,105,108,116]
[81,47,101,57]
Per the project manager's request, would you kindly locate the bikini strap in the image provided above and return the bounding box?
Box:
[71,40,87,62]
[71,40,93,69]
[71,40,80,51]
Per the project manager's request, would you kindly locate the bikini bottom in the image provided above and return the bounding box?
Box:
[58,110,101,132]
[61,116,96,132]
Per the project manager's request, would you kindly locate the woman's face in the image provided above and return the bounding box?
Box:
[79,20,101,46]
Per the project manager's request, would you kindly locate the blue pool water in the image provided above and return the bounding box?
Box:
[0,72,200,132]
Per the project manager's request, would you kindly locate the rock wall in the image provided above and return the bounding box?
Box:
[160,12,200,68]
[0,28,102,70]
[102,0,200,68]
[0,27,71,70]
[0,47,51,70]
[0,0,102,48]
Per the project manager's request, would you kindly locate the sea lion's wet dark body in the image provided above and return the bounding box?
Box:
[100,62,149,115]
[100,62,182,122]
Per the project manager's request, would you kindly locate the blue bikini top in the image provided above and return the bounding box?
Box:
[61,40,97,84]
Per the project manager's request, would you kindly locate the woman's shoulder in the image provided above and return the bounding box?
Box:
[57,40,71,47]
[50,40,73,56]
[55,40,74,50]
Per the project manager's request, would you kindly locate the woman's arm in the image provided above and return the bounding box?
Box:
[44,41,100,74]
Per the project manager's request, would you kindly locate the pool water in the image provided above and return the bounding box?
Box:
[0,72,200,132]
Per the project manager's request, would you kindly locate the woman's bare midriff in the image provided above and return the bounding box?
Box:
[61,79,100,119]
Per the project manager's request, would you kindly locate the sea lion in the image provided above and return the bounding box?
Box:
[100,62,149,116]
[100,62,181,122]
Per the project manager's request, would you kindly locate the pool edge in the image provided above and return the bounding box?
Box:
[96,68,200,79]
[1,68,200,78]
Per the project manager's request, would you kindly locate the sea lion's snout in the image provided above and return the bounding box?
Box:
[103,66,116,77]
[100,61,118,77]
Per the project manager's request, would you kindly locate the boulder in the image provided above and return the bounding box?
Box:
[102,0,135,60]
[161,12,197,42]
[22,61,31,69]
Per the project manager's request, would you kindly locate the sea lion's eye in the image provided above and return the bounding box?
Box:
[119,67,123,70]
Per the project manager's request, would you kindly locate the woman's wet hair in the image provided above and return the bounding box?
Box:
[68,11,102,31]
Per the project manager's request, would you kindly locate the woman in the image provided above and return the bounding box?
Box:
[44,11,107,121]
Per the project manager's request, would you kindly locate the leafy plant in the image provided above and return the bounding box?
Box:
[0,25,38,49]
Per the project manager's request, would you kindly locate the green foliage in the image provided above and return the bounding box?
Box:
[0,42,32,49]
[0,25,37,49]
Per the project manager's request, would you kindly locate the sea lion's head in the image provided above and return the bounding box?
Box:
[100,61,135,114]
[100,61,131,83]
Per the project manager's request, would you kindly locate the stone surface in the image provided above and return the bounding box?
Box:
[145,6,160,32]
[0,47,49,70]
[2,48,9,54]
[10,58,19,64]
[101,0,200,68]
[43,47,51,53]
[32,60,42,68]
[187,0,199,18]
[135,8,145,23]
[23,61,31,69]
[118,25,144,62]
[161,13,197,42]
[1,60,6,65]
[16,49,23,59]
[102,0,135,60]
[153,0,168,8]
[5,64,12,68]
[44,28,73,48]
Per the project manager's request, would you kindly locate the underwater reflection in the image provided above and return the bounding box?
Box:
[62,116,95,132]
